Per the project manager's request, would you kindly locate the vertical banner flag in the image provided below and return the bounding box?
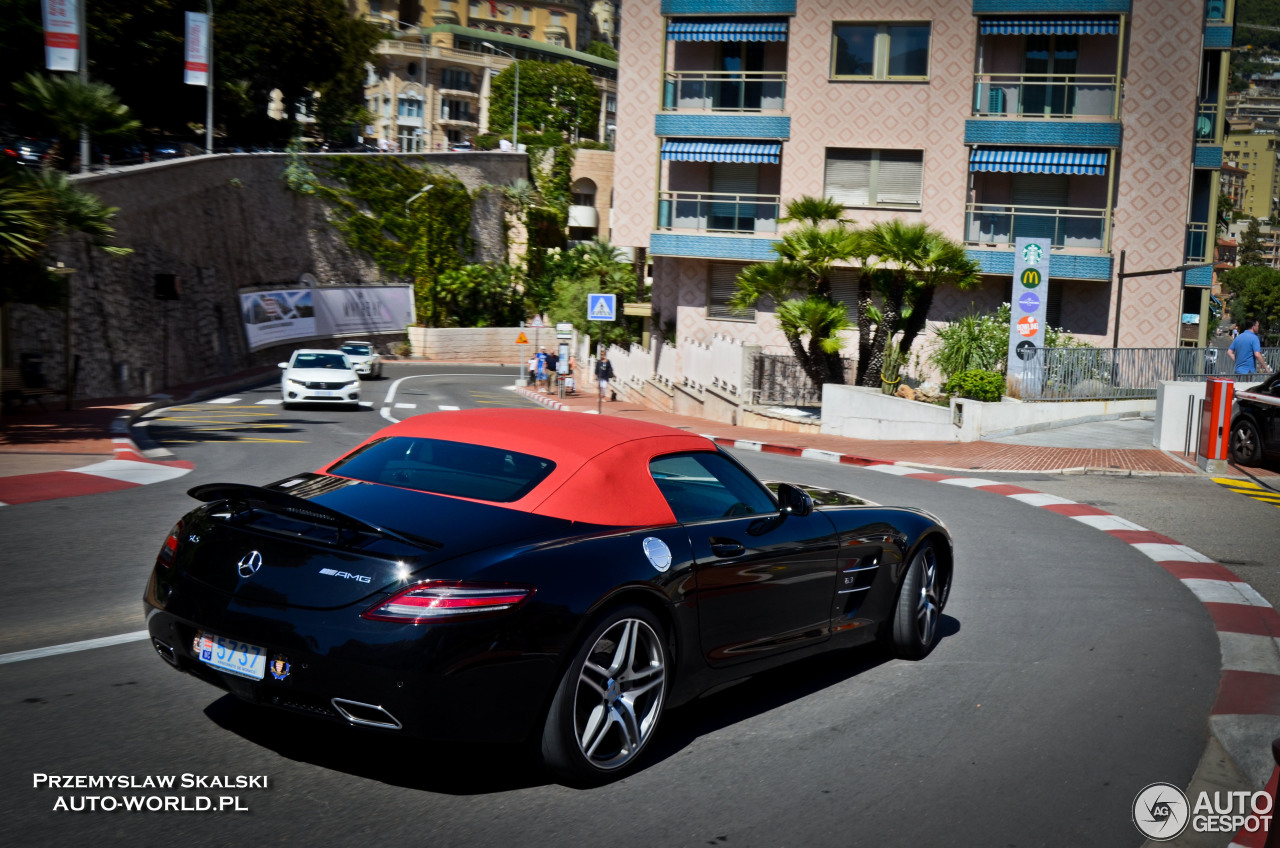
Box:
[1007,237,1051,392]
[41,0,80,72]
[184,12,210,86]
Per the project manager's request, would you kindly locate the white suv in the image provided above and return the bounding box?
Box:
[279,349,362,409]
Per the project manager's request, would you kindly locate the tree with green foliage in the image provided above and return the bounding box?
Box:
[489,61,601,143]
[1238,218,1268,267]
[546,242,639,349]
[582,41,618,62]
[314,158,474,326]
[13,73,140,171]
[731,197,858,387]
[1218,191,1236,235]
[1221,264,1280,334]
[434,264,525,328]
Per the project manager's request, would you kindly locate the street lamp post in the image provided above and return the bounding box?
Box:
[482,42,519,151]
[1111,249,1214,347]
[378,15,428,151]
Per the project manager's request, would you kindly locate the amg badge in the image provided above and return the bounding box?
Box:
[319,568,371,583]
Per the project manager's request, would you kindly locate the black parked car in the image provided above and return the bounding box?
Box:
[145,409,954,783]
[1230,372,1280,465]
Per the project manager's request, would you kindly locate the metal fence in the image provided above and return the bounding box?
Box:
[751,353,857,407]
[1011,347,1280,401]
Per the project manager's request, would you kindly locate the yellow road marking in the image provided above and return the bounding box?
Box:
[1212,478,1280,508]
[1214,477,1264,489]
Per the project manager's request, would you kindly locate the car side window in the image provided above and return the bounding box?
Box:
[650,452,777,524]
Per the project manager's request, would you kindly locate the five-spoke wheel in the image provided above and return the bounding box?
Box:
[891,542,945,660]
[542,606,668,784]
[1230,418,1263,466]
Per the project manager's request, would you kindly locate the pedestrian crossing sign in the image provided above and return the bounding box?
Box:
[588,293,616,322]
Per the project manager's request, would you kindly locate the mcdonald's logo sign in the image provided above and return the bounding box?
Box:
[1020,268,1042,289]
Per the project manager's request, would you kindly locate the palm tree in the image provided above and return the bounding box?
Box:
[855,220,979,388]
[13,73,141,171]
[730,195,859,387]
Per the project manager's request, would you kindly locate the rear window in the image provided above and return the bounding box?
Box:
[328,437,556,503]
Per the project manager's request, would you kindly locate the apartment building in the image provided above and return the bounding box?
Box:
[611,0,1233,402]
[1224,119,1280,220]
[355,1,618,151]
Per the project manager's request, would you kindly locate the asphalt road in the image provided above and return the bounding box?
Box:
[0,363,1229,847]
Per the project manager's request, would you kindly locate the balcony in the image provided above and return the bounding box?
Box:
[1186,222,1211,263]
[663,71,787,112]
[965,203,1110,251]
[657,191,780,235]
[973,74,1119,120]
[1196,102,1219,144]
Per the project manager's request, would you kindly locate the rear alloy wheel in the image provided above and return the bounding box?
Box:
[891,542,943,660]
[1230,418,1264,466]
[542,606,668,785]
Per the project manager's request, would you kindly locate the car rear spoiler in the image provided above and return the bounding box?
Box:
[188,482,442,551]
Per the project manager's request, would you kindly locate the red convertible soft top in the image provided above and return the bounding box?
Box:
[323,408,717,526]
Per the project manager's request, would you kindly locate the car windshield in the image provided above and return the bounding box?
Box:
[329,437,557,503]
[293,353,349,370]
[340,344,372,356]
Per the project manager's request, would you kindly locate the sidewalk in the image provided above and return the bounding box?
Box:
[516,383,1274,478]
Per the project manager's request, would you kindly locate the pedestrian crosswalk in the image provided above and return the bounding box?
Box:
[1212,477,1280,509]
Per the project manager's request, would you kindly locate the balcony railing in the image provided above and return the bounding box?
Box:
[662,71,787,112]
[657,191,780,234]
[966,203,1110,251]
[1186,222,1211,262]
[1195,102,1219,143]
[973,73,1119,120]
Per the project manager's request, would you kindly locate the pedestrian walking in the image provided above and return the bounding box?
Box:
[565,354,577,394]
[596,353,615,401]
[536,347,549,391]
[1228,318,1272,376]
[526,352,538,386]
[546,349,559,392]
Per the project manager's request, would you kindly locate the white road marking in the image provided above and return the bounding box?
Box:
[1070,514,1147,532]
[256,398,284,405]
[1008,492,1077,507]
[380,407,398,423]
[0,631,150,666]
[207,397,240,404]
[394,403,417,409]
[937,477,1001,488]
[865,464,921,476]
[1182,578,1272,607]
[359,401,374,407]
[1131,542,1215,563]
[67,459,192,485]
[438,405,460,411]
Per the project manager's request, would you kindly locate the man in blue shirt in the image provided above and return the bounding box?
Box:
[1228,318,1271,375]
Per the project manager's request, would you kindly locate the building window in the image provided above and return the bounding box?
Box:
[831,23,930,80]
[398,98,422,118]
[522,5,531,24]
[441,68,473,91]
[441,98,473,121]
[708,264,754,321]
[469,1,481,19]
[398,128,423,153]
[606,96,617,113]
[824,148,924,208]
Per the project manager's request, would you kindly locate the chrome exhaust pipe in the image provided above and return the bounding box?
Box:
[152,638,178,667]
[330,697,403,730]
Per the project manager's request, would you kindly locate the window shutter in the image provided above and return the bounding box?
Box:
[825,151,871,206]
[876,151,923,207]
[708,264,754,320]
[828,267,860,322]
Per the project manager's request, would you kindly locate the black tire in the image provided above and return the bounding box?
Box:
[1230,418,1264,466]
[891,542,944,660]
[541,605,669,785]
[281,401,291,411]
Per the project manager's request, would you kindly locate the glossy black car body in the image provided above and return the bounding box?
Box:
[145,411,953,782]
[1230,372,1280,465]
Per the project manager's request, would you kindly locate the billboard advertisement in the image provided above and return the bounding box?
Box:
[239,286,414,351]
[41,0,79,72]
[183,12,210,87]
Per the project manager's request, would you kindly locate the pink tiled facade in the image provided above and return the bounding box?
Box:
[613,0,1222,383]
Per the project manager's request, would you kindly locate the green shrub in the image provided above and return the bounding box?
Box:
[943,369,1004,403]
[474,133,500,151]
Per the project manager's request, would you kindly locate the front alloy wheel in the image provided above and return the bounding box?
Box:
[892,542,943,660]
[1230,418,1263,466]
[542,606,667,784]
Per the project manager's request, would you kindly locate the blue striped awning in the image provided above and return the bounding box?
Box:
[666,20,789,42]
[979,17,1120,36]
[969,148,1108,175]
[661,141,781,163]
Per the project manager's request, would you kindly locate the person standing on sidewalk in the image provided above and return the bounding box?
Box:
[596,353,615,401]
[1228,318,1272,376]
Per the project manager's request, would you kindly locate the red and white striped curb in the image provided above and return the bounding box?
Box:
[0,437,194,507]
[706,437,1280,845]
[515,386,570,411]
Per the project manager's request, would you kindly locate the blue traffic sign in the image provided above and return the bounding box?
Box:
[588,293,616,322]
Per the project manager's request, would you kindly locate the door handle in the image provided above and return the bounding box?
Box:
[709,538,745,558]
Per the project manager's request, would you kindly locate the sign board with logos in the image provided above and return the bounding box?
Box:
[1007,238,1050,393]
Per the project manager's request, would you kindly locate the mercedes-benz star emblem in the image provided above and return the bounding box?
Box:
[237,550,263,578]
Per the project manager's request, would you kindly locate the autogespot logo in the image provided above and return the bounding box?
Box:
[1133,783,1190,841]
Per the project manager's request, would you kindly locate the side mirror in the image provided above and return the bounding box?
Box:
[776,482,814,517]
[278,362,289,369]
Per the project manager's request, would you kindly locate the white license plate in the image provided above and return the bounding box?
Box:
[314,390,338,397]
[199,633,267,680]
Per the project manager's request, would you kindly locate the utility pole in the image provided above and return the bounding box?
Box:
[78,0,89,171]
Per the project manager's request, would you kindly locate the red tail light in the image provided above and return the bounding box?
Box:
[156,521,183,568]
[363,581,531,623]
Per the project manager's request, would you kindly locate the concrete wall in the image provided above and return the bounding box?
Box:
[408,326,548,363]
[10,152,525,400]
[821,383,1155,442]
